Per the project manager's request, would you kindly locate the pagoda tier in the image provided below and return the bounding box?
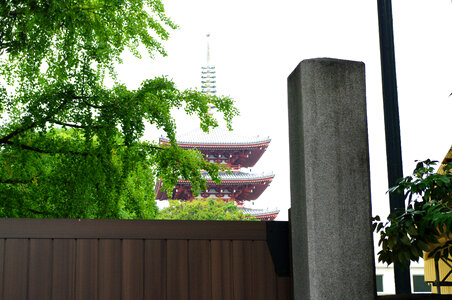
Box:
[155,171,274,205]
[159,128,271,169]
[241,208,280,221]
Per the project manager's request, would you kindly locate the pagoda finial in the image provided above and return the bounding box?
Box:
[206,33,211,66]
[201,33,216,114]
[201,34,216,96]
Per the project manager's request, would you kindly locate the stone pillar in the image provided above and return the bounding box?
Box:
[288,58,375,300]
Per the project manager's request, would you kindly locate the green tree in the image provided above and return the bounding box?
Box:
[157,199,256,221]
[0,0,238,218]
[374,160,452,267]
[0,128,159,218]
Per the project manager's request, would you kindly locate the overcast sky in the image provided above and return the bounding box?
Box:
[115,0,452,221]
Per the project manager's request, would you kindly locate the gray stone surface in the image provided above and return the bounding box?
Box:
[287,58,376,300]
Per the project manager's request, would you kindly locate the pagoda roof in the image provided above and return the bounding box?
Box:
[241,207,280,216]
[155,171,274,201]
[160,127,271,147]
[178,171,274,183]
[240,207,279,221]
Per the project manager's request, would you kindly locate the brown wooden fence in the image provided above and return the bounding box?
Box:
[0,219,292,300]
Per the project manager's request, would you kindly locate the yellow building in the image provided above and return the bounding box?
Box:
[424,146,452,294]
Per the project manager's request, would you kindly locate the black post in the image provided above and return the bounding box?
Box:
[377,0,412,294]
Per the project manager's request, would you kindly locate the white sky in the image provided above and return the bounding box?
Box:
[115,0,452,222]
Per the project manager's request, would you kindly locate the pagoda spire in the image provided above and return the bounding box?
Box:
[206,33,211,66]
[201,34,217,113]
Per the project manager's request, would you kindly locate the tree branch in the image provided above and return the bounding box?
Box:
[27,208,55,217]
[66,5,112,13]
[77,97,109,109]
[0,118,42,144]
[51,120,103,129]
[0,41,17,50]
[3,141,92,156]
[3,140,52,154]
[0,178,31,184]
[0,98,70,144]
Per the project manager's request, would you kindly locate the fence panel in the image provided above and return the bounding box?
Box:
[0,219,292,300]
[99,239,121,300]
[76,239,98,300]
[188,240,211,300]
[211,240,233,300]
[3,239,28,300]
[123,239,144,300]
[52,239,76,300]
[144,240,166,300]
[166,239,189,300]
[29,239,53,299]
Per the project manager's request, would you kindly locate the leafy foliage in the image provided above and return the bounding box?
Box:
[157,199,256,221]
[0,128,159,218]
[0,0,176,84]
[374,159,452,268]
[0,0,239,218]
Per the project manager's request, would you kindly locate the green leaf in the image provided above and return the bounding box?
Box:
[440,176,451,184]
[410,246,419,258]
[417,240,430,252]
[377,223,384,232]
[401,235,411,246]
[407,224,418,236]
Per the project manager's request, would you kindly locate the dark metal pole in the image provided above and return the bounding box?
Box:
[376,0,412,294]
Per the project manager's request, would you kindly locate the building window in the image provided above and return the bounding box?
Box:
[413,275,431,293]
[376,275,384,293]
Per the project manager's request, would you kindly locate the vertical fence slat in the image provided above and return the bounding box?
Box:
[244,241,254,300]
[0,239,4,298]
[99,239,121,300]
[29,239,53,299]
[252,240,266,300]
[277,277,292,300]
[253,240,277,300]
[52,239,76,300]
[122,239,144,300]
[3,239,28,300]
[232,240,244,300]
[188,240,211,300]
[76,239,98,300]
[232,240,254,300]
[144,240,166,300]
[211,240,233,300]
[265,242,279,300]
[167,240,188,300]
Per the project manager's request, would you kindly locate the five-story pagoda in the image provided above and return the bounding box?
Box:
[155,34,279,221]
